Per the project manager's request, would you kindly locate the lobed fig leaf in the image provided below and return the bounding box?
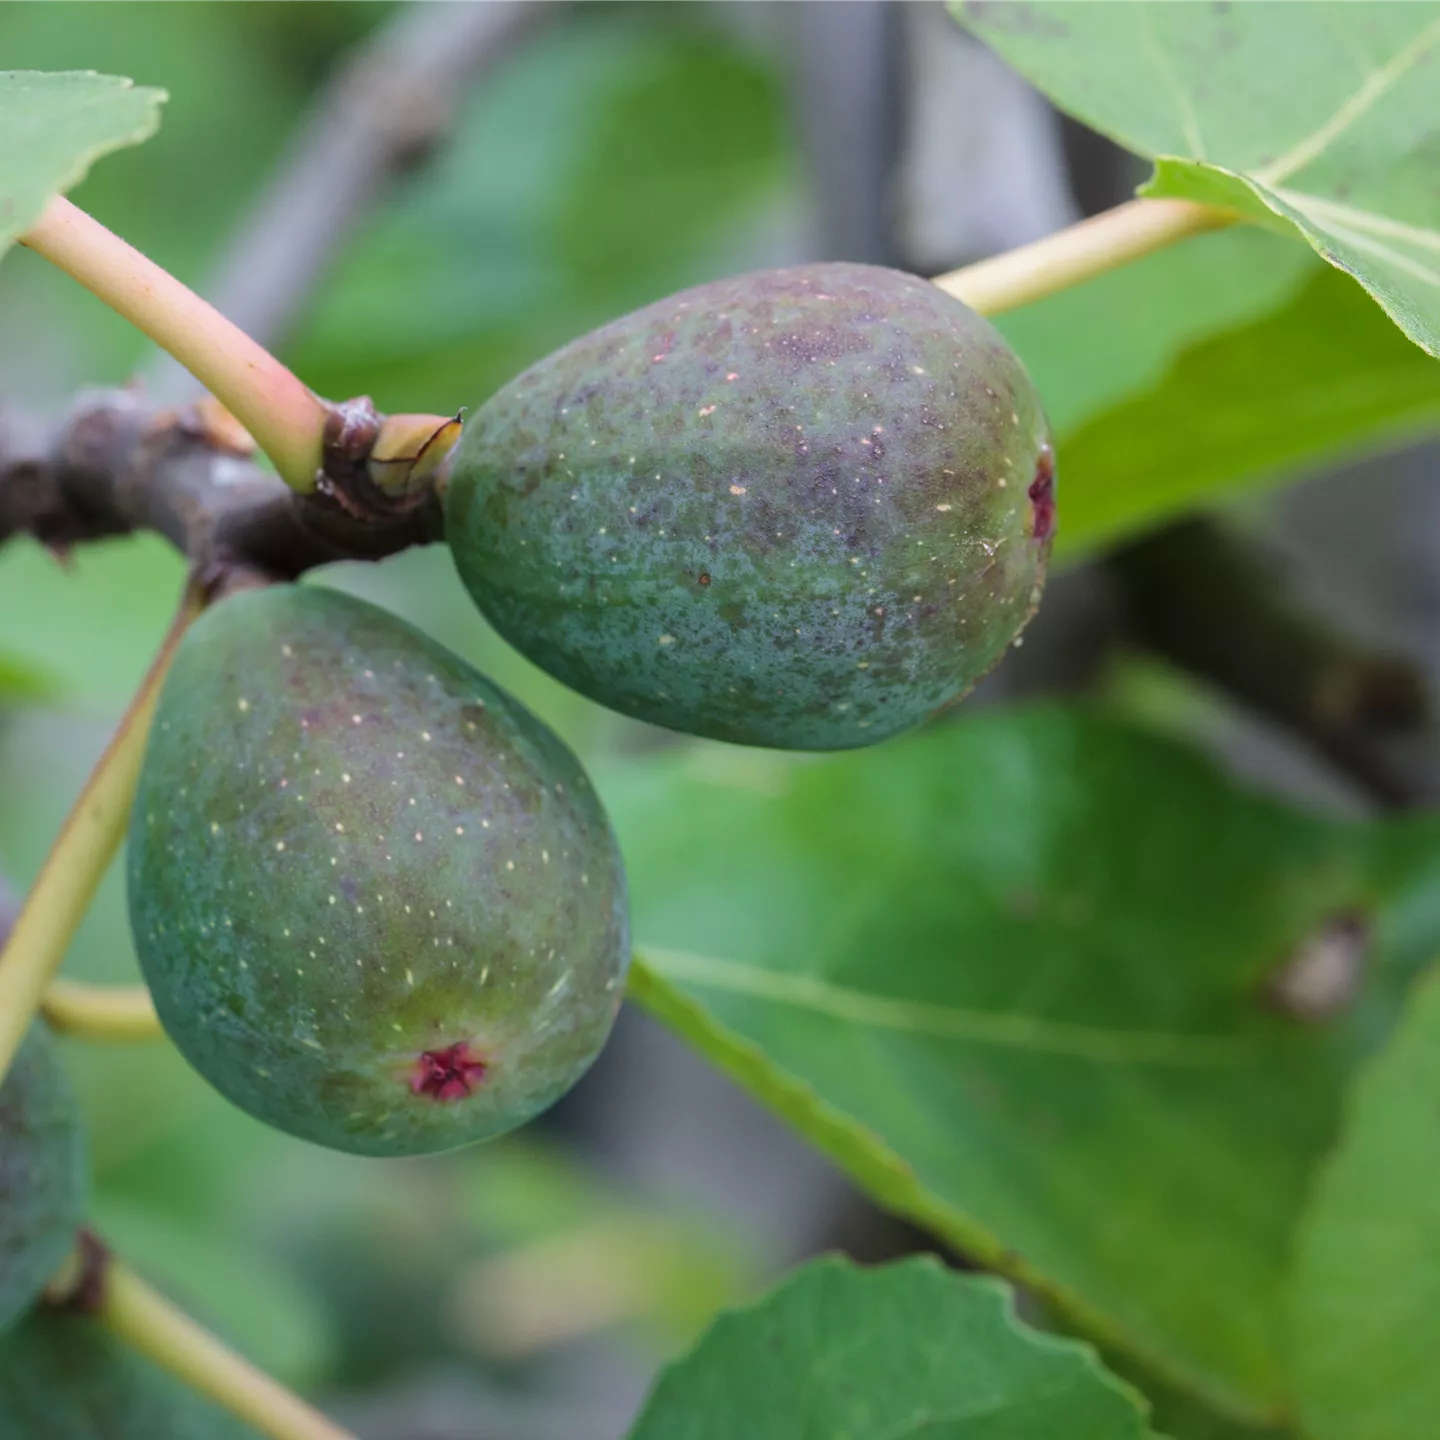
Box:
[0,1027,87,1336]
[126,586,629,1157]
[446,262,1054,750]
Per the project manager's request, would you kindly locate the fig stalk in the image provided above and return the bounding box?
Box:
[21,199,329,493]
[41,980,163,1042]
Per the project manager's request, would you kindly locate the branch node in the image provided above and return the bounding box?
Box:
[173,396,259,459]
[202,559,278,603]
[2,387,449,582]
[316,397,458,524]
[44,1229,112,1314]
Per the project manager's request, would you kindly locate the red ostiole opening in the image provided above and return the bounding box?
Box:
[409,1041,487,1101]
[1028,447,1056,544]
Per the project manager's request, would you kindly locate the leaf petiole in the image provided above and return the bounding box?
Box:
[0,576,204,1087]
[20,198,328,494]
[41,979,162,1042]
[936,197,1236,316]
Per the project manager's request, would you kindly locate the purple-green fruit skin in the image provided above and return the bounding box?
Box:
[0,1308,260,1438]
[0,1027,86,1335]
[126,586,629,1158]
[445,262,1054,750]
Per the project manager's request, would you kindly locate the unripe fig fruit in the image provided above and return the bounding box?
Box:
[0,1307,259,1437]
[127,586,629,1158]
[445,262,1054,750]
[0,1027,87,1335]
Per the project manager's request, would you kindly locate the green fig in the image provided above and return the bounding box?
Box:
[126,586,629,1158]
[0,1307,259,1437]
[0,1027,87,1335]
[445,262,1054,750]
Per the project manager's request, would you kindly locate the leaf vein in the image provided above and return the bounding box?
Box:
[1256,15,1440,186]
[640,946,1249,1068]
[1270,189,1440,256]
[1139,10,1206,160]
[1309,215,1440,291]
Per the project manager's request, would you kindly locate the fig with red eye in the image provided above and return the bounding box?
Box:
[127,586,629,1158]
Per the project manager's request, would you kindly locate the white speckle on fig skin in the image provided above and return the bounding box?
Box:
[127,585,630,1158]
[448,263,1051,751]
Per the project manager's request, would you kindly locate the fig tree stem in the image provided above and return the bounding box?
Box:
[934,197,1236,316]
[41,979,162,1041]
[100,1258,356,1440]
[20,198,327,493]
[0,577,204,1086]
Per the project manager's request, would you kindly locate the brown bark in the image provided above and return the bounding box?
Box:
[0,388,441,583]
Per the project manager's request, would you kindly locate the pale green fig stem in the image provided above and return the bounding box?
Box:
[41,979,162,1042]
[935,197,1236,316]
[0,577,205,1087]
[20,198,328,494]
[99,1257,357,1440]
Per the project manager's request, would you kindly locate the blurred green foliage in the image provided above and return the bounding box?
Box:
[294,6,797,415]
[613,706,1440,1423]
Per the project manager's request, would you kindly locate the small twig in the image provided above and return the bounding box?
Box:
[46,1238,355,1440]
[0,576,204,1086]
[20,199,329,492]
[44,1229,110,1313]
[935,197,1233,315]
[0,388,442,579]
[41,979,162,1041]
[148,0,540,396]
